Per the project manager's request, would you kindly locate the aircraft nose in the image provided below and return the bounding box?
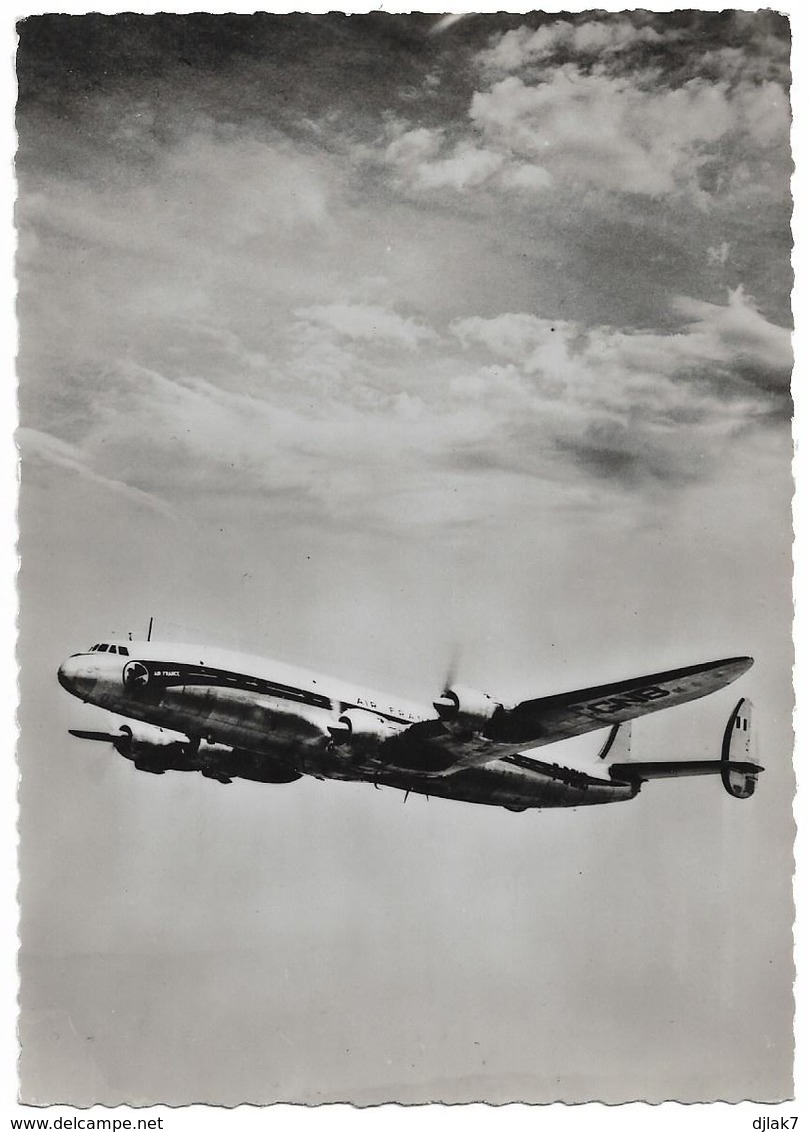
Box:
[57,659,72,692]
[57,657,94,699]
[57,658,77,694]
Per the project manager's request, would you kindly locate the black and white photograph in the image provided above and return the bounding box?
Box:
[15,9,794,1108]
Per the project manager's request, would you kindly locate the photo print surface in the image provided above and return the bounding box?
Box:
[16,11,793,1105]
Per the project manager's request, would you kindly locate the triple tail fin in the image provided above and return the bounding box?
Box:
[606,697,762,800]
[597,721,632,761]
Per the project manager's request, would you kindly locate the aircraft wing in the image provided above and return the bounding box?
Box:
[484,656,753,747]
[383,656,753,776]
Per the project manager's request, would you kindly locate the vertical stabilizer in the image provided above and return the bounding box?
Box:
[598,721,632,761]
[721,698,757,798]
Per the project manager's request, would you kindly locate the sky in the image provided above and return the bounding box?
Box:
[14,11,794,1107]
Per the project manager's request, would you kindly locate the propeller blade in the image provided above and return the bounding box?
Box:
[443,642,462,693]
[432,644,463,716]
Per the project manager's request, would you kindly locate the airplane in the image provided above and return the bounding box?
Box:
[57,639,762,812]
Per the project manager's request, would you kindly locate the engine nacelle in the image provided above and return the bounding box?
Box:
[328,709,403,745]
[433,683,501,722]
[114,722,191,757]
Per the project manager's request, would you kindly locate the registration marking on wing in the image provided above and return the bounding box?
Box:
[588,686,670,714]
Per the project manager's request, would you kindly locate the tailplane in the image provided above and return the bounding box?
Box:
[607,697,762,799]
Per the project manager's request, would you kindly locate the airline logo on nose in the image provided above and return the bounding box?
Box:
[123,661,150,689]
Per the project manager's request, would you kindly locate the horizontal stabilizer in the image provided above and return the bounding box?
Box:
[609,759,763,783]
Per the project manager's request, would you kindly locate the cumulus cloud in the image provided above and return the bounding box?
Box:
[477,13,790,89]
[477,17,665,73]
[457,290,791,396]
[382,14,789,203]
[385,128,505,193]
[415,144,505,191]
[385,65,788,199]
[452,312,580,386]
[446,289,790,487]
[385,127,444,169]
[469,69,784,197]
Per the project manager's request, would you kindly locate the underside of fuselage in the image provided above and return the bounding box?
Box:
[91,688,636,809]
[332,761,638,810]
[114,738,637,809]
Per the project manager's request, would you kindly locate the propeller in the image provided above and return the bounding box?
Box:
[67,729,118,784]
[433,644,462,719]
[68,729,116,743]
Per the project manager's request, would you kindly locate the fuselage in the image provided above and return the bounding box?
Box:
[57,640,637,810]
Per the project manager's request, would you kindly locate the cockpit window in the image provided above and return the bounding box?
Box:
[98,643,109,652]
[119,645,129,656]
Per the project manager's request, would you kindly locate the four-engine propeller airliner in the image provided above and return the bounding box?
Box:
[57,640,761,811]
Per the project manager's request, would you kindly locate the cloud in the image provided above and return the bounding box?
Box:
[294,304,437,350]
[468,69,776,198]
[385,128,505,193]
[21,256,790,537]
[414,144,505,192]
[451,313,579,385]
[446,289,790,487]
[385,127,444,169]
[456,290,791,398]
[707,242,730,267]
[555,418,705,488]
[477,17,665,73]
[477,13,790,89]
[668,288,793,405]
[42,284,784,529]
[382,14,790,203]
[384,67,788,200]
[19,428,176,517]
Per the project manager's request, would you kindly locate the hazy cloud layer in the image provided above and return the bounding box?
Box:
[21,138,791,528]
[23,278,790,527]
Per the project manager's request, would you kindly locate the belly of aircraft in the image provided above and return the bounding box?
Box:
[100,683,636,809]
[326,759,636,809]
